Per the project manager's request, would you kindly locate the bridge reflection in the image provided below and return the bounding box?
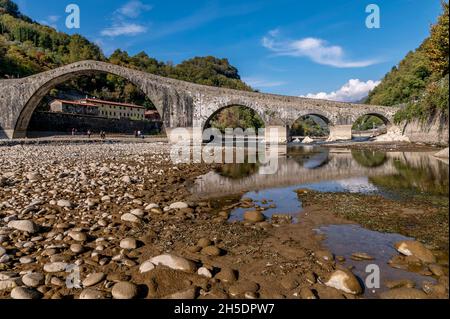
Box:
[192,146,448,197]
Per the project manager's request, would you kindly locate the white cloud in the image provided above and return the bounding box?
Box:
[302,79,381,102]
[262,30,378,68]
[101,23,147,37]
[117,1,152,18]
[243,77,286,88]
[100,1,151,37]
[39,15,60,29]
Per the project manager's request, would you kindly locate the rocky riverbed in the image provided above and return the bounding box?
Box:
[0,141,448,299]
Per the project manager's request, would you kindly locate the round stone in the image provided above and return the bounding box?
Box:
[70,243,84,254]
[82,273,106,287]
[243,211,265,223]
[7,220,39,234]
[120,238,137,250]
[43,262,68,273]
[169,202,189,210]
[149,254,197,273]
[57,199,73,208]
[68,231,87,242]
[130,209,144,217]
[111,282,139,299]
[121,213,140,223]
[22,273,45,288]
[79,288,106,299]
[197,267,213,278]
[324,269,362,295]
[11,287,42,299]
[139,261,155,274]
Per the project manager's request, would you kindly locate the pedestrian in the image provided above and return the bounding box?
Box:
[137,130,141,138]
[134,130,138,138]
[71,128,75,136]
[87,130,91,138]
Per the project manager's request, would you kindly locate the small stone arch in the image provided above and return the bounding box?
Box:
[289,110,335,128]
[200,101,267,132]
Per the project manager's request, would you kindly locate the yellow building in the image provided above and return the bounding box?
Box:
[79,98,146,120]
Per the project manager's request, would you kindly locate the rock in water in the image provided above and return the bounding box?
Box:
[394,241,436,263]
[243,211,265,223]
[111,282,138,299]
[149,254,197,273]
[324,269,363,295]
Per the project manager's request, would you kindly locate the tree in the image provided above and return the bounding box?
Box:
[425,1,449,77]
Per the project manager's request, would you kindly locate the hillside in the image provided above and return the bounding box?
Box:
[0,0,252,108]
[367,1,449,123]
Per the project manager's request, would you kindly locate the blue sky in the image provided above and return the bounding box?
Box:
[14,0,443,100]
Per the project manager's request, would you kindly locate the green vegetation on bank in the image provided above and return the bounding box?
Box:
[367,1,449,123]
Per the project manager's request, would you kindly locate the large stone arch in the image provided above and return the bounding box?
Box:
[289,109,335,127]
[4,61,193,138]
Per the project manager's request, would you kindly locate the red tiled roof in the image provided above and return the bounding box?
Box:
[81,98,145,109]
[53,99,98,107]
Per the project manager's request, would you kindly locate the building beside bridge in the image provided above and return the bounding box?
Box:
[50,98,147,121]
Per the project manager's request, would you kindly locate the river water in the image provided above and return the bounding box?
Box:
[192,145,449,297]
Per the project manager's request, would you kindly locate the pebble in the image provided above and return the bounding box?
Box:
[0,247,5,257]
[57,199,73,208]
[111,281,139,299]
[121,213,140,223]
[139,261,155,274]
[130,209,144,217]
[79,288,106,299]
[68,231,87,242]
[82,273,106,287]
[243,211,265,222]
[197,267,213,278]
[385,279,415,289]
[197,238,212,248]
[22,273,45,288]
[11,287,42,299]
[164,287,197,299]
[169,202,189,210]
[7,220,39,234]
[324,269,362,295]
[149,254,197,273]
[70,243,84,254]
[120,238,137,250]
[351,252,374,261]
[394,240,436,263]
[43,262,68,273]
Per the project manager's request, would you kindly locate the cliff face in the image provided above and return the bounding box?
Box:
[401,112,449,146]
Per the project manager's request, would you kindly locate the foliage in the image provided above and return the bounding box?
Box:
[290,116,329,137]
[368,1,449,123]
[208,106,264,132]
[352,115,384,131]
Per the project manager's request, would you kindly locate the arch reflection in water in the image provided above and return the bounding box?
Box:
[192,147,449,222]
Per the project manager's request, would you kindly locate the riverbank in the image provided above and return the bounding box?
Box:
[0,141,448,299]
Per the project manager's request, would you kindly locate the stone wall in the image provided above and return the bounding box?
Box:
[27,112,163,137]
[402,112,449,146]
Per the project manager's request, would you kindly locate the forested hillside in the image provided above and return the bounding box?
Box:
[0,0,252,109]
[367,1,449,123]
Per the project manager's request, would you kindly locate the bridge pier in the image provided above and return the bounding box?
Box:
[328,125,353,141]
[265,126,288,144]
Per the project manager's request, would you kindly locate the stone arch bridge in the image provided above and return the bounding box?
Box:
[0,60,397,142]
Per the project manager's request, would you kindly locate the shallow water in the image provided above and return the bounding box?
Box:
[193,146,449,221]
[317,224,437,298]
[192,146,448,297]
